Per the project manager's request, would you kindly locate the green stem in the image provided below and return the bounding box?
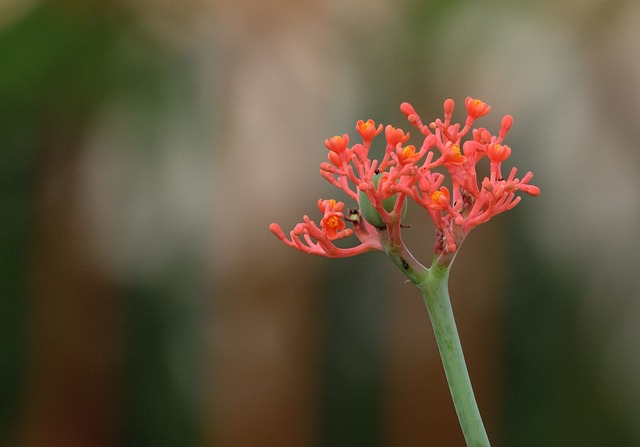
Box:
[380,228,488,445]
[417,262,490,447]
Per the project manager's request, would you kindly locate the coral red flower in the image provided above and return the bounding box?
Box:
[385,125,410,147]
[325,135,351,166]
[396,144,420,165]
[356,119,383,142]
[429,187,450,210]
[318,198,343,213]
[443,143,466,165]
[465,97,491,120]
[486,144,512,163]
[325,135,349,154]
[271,97,539,265]
[318,199,348,238]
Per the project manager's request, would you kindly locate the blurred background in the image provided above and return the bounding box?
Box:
[1,0,640,445]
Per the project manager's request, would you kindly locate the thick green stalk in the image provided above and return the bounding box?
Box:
[380,227,489,445]
[417,262,490,447]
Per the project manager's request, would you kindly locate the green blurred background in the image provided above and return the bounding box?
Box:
[2,0,640,445]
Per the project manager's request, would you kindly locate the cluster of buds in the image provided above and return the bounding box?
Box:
[270,98,540,266]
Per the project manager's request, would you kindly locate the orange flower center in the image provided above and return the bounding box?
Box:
[402,145,416,160]
[326,215,340,229]
[444,144,464,164]
[431,190,445,202]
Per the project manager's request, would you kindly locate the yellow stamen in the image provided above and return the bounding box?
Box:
[402,145,416,159]
[431,191,444,202]
[327,215,340,228]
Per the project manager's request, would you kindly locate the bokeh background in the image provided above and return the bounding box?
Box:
[1,0,640,445]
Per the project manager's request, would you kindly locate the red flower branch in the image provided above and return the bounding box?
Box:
[270,97,540,266]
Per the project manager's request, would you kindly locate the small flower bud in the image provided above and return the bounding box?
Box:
[400,102,420,125]
[443,99,455,120]
[499,115,513,139]
[472,127,492,144]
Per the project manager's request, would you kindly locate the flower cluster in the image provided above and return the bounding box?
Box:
[270,98,539,266]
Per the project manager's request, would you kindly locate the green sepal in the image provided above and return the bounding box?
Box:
[358,173,407,228]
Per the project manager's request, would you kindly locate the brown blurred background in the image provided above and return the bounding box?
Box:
[1,0,640,446]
